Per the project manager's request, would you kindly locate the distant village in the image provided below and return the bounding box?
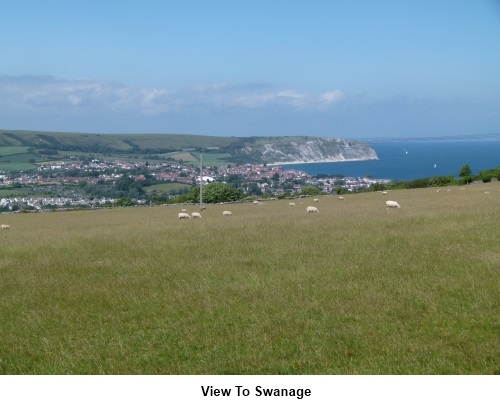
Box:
[0,157,389,212]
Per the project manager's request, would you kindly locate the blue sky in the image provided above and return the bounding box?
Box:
[1,0,499,139]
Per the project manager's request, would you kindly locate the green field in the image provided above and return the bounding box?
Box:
[190,151,234,166]
[0,146,31,156]
[159,151,234,166]
[0,146,39,171]
[0,183,498,374]
[0,162,37,171]
[0,188,36,197]
[144,182,192,194]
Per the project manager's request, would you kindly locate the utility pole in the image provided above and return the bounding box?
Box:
[199,148,203,210]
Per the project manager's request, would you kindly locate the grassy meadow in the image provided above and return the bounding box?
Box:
[144,182,192,194]
[0,146,39,171]
[0,183,498,374]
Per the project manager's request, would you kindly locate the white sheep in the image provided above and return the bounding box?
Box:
[289,202,296,206]
[306,206,319,213]
[222,210,232,216]
[382,191,388,195]
[1,224,11,230]
[191,212,202,219]
[385,200,401,208]
[178,212,191,219]
[338,196,344,200]
[313,198,320,202]
[180,208,188,213]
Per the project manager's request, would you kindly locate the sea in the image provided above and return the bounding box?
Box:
[284,137,500,181]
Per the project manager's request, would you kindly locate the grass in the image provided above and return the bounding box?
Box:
[0,183,498,374]
[144,182,191,194]
[0,188,36,197]
[190,151,234,166]
[0,146,31,156]
[0,147,39,170]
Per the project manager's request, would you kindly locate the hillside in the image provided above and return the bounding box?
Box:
[1,183,498,374]
[0,130,377,166]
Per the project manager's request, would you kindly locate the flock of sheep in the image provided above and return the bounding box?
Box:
[1,194,403,227]
[305,198,401,213]
[2,185,495,229]
[176,195,402,219]
[178,208,202,219]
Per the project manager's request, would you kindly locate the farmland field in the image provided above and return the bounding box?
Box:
[190,151,234,166]
[0,146,31,156]
[0,146,39,171]
[0,183,499,374]
[144,182,192,194]
[164,152,199,163]
[0,161,37,171]
[0,188,35,197]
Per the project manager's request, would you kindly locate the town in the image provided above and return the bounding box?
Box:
[0,157,389,212]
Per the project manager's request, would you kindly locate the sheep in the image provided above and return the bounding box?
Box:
[178,212,191,219]
[382,191,388,195]
[306,206,319,213]
[338,196,345,200]
[313,198,320,202]
[222,210,232,216]
[1,224,11,230]
[180,208,188,213]
[385,200,401,209]
[191,212,202,219]
[253,200,260,204]
[289,202,296,206]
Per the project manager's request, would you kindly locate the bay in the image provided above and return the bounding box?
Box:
[284,139,500,181]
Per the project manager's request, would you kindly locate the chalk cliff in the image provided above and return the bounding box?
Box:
[234,137,378,164]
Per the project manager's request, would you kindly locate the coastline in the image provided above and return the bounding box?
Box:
[269,139,499,180]
[268,157,379,166]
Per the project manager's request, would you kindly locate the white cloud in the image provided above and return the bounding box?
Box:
[0,75,177,114]
[320,90,345,104]
[2,74,495,138]
[0,74,347,117]
[67,95,82,105]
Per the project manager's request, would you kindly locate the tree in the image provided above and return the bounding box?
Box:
[226,174,243,188]
[114,197,135,207]
[301,185,321,196]
[188,182,243,204]
[429,176,455,187]
[247,183,262,196]
[371,183,387,192]
[335,185,348,195]
[479,170,495,183]
[459,164,472,178]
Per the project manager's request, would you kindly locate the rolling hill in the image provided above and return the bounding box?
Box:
[0,130,377,167]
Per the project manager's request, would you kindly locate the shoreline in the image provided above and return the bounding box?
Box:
[268,157,379,166]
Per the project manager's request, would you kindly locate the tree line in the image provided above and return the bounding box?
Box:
[371,164,500,192]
